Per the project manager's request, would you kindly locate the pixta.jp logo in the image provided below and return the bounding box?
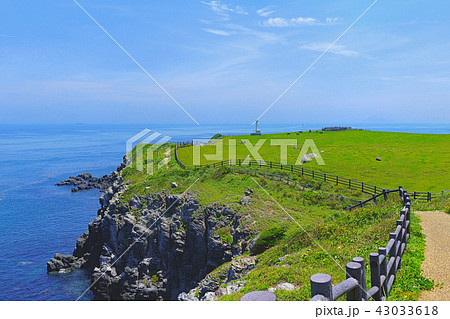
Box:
[126,129,172,175]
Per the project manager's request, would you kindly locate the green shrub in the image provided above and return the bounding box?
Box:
[216,227,233,245]
[251,227,286,255]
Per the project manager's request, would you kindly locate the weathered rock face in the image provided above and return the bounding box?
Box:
[179,256,258,301]
[48,157,253,300]
[56,171,118,192]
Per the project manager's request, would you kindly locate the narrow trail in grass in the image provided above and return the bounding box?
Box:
[416,211,450,301]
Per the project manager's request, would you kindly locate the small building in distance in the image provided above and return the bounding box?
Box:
[322,126,356,132]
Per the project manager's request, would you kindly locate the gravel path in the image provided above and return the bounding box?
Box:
[416,211,450,301]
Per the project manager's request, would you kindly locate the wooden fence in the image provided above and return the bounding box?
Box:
[174,143,436,301]
[310,189,411,301]
[175,142,446,203]
[228,167,360,204]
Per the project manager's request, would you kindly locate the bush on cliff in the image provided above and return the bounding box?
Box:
[251,227,286,255]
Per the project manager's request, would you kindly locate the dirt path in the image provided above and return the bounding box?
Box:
[416,211,450,301]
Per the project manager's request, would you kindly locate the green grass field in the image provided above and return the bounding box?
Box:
[177,130,450,193]
[118,142,447,300]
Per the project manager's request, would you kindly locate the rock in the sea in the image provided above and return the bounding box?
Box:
[47,253,85,273]
[57,172,115,192]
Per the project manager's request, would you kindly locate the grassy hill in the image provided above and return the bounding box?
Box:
[118,143,446,300]
[177,130,450,193]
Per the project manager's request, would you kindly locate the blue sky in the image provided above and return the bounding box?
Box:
[0,0,449,124]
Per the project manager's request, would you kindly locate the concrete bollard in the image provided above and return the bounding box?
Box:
[378,247,388,297]
[369,253,382,301]
[240,291,277,301]
[353,257,367,300]
[310,273,333,300]
[346,262,362,301]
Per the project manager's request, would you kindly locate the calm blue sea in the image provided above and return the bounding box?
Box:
[0,122,448,301]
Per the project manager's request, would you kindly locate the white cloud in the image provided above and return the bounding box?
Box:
[203,28,231,36]
[264,17,340,27]
[256,6,276,17]
[301,42,358,57]
[226,24,281,43]
[201,1,248,19]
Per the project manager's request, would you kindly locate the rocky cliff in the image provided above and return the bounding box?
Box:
[47,157,253,300]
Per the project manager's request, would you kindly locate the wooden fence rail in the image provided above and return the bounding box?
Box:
[310,190,411,301]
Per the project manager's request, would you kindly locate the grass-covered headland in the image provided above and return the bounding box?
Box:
[177,130,450,193]
[120,129,449,301]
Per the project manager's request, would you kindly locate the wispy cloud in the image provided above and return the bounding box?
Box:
[257,6,276,17]
[201,1,248,20]
[381,75,450,84]
[203,28,230,36]
[301,42,358,57]
[264,17,340,27]
[227,24,281,43]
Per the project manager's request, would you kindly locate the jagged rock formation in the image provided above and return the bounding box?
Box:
[178,256,258,301]
[56,172,117,192]
[47,157,253,300]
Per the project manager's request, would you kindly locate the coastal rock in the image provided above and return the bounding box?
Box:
[56,172,116,192]
[182,256,256,301]
[178,292,198,301]
[47,253,86,273]
[276,282,296,291]
[240,196,251,205]
[49,174,252,301]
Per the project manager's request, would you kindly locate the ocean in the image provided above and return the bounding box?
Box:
[0,122,448,301]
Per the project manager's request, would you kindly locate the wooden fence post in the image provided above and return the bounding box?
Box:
[353,257,367,300]
[346,262,362,301]
[388,233,397,282]
[310,274,333,300]
[369,253,382,301]
[383,189,387,201]
[396,219,404,269]
[378,247,388,297]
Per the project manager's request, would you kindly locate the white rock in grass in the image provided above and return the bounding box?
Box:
[276,282,296,291]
